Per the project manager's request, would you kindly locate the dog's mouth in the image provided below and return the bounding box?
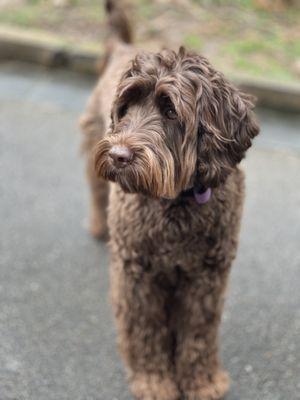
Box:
[95,144,157,196]
[95,139,177,198]
[99,160,153,195]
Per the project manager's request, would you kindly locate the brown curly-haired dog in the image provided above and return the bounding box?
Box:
[80,1,260,399]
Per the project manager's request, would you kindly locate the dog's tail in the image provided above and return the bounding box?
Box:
[105,0,133,44]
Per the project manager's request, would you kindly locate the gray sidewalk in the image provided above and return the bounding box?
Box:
[0,62,299,400]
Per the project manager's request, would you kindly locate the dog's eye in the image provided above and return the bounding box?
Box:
[118,104,128,119]
[165,108,177,120]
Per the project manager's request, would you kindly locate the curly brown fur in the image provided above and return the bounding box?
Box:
[80,2,259,399]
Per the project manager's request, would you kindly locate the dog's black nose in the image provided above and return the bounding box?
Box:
[109,145,133,168]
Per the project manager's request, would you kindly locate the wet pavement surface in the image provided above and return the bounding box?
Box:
[0,62,300,400]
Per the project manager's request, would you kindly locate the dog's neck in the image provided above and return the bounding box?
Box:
[180,186,212,205]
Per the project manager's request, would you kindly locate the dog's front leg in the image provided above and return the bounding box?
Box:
[175,269,230,400]
[85,153,109,240]
[110,260,180,400]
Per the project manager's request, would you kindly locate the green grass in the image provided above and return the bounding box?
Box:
[0,6,42,27]
[136,0,156,18]
[0,0,299,83]
[184,34,203,50]
[0,1,104,27]
[192,0,255,7]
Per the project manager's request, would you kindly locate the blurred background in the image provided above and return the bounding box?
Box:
[0,1,300,400]
[0,0,299,82]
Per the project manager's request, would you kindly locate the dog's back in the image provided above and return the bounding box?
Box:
[81,0,136,141]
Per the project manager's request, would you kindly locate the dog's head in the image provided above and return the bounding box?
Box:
[95,47,259,198]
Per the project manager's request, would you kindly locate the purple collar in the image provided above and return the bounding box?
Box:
[181,186,212,205]
[193,187,212,204]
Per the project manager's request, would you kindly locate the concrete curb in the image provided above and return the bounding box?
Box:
[1,25,300,112]
[237,78,300,113]
[0,26,101,74]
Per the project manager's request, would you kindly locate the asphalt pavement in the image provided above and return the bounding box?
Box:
[0,62,300,400]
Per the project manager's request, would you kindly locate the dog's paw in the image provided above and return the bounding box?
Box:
[183,370,229,400]
[130,373,180,400]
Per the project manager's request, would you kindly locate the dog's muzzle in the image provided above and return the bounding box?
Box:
[108,145,134,169]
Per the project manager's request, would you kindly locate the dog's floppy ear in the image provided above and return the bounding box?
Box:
[195,75,260,188]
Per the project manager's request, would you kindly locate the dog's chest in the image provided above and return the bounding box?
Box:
[108,187,222,271]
